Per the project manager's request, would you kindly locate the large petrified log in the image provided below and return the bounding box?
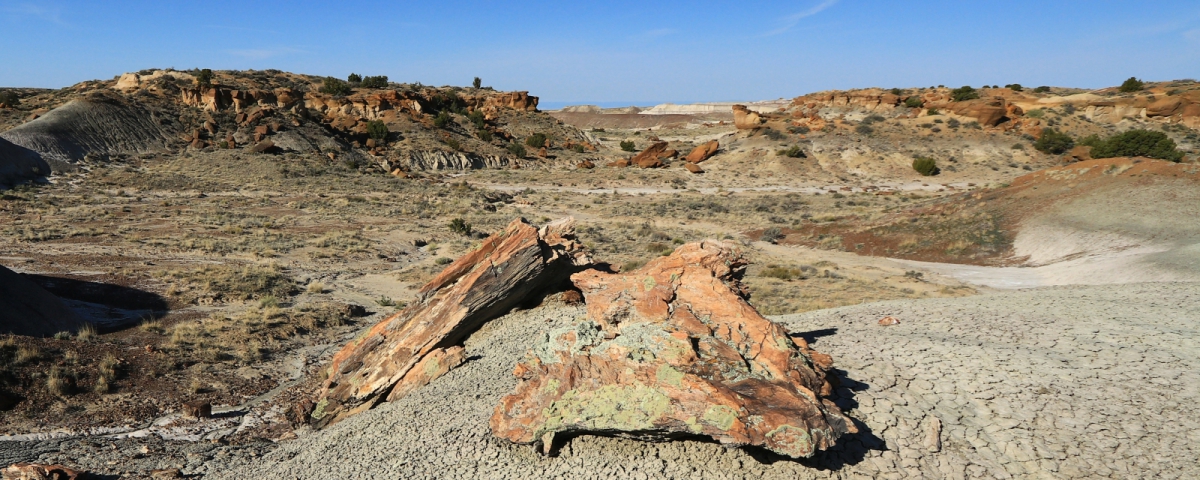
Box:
[490,240,855,458]
[2,463,86,480]
[311,217,590,428]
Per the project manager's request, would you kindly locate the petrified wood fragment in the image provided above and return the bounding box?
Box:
[311,217,589,428]
[490,240,855,458]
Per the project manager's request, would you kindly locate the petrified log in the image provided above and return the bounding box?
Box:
[182,400,212,419]
[2,463,85,480]
[311,217,590,428]
[490,240,855,458]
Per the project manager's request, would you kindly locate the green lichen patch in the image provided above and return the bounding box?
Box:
[656,364,686,387]
[766,424,815,458]
[310,398,330,420]
[702,404,739,431]
[539,383,672,436]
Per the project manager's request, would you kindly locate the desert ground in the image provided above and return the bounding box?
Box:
[1,71,1198,478]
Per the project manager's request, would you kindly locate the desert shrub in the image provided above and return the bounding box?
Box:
[646,242,673,255]
[431,91,467,114]
[890,88,903,95]
[1119,77,1144,93]
[855,125,874,135]
[1077,134,1103,147]
[912,157,940,176]
[572,144,585,153]
[951,86,980,102]
[926,108,940,115]
[347,73,362,83]
[787,125,810,134]
[947,118,961,128]
[476,129,493,141]
[1011,143,1025,150]
[320,77,352,96]
[360,75,388,88]
[196,69,214,87]
[0,91,19,107]
[761,265,805,281]
[445,138,461,151]
[467,110,486,129]
[762,128,787,141]
[1090,129,1184,162]
[473,77,482,89]
[1032,86,1050,93]
[449,218,472,235]
[433,111,452,128]
[506,142,527,157]
[760,227,784,244]
[619,140,636,152]
[1026,109,1045,118]
[365,120,388,141]
[862,114,886,124]
[1033,128,1075,154]
[904,96,924,108]
[777,146,805,158]
[1062,103,1077,115]
[1005,84,1023,92]
[46,367,70,396]
[525,133,548,148]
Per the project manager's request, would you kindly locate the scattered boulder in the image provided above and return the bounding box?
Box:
[2,463,86,480]
[183,400,212,419]
[878,316,901,326]
[1066,145,1093,163]
[491,241,856,458]
[606,159,630,168]
[684,140,719,163]
[632,141,672,168]
[577,160,595,169]
[684,163,704,174]
[310,218,591,428]
[250,140,277,154]
[732,105,763,129]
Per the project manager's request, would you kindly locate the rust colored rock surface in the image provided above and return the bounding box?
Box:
[732,104,763,129]
[2,463,85,480]
[182,400,212,418]
[632,141,670,168]
[491,241,855,458]
[684,163,704,174]
[311,217,590,428]
[1146,97,1185,117]
[951,98,1009,126]
[1066,145,1093,163]
[685,140,719,163]
[577,160,595,169]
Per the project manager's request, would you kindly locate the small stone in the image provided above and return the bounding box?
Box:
[879,316,901,326]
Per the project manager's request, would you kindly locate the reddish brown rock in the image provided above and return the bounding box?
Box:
[1146,97,1186,117]
[577,160,595,169]
[537,147,548,158]
[491,241,855,458]
[951,97,1009,126]
[732,104,763,129]
[311,218,591,428]
[1066,145,1093,163]
[607,159,631,168]
[251,140,276,154]
[632,141,671,168]
[684,163,704,174]
[685,140,720,163]
[878,316,900,326]
[183,400,212,418]
[3,463,86,480]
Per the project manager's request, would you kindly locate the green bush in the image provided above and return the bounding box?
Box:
[1090,129,1184,162]
[445,138,461,151]
[855,125,874,135]
[762,128,786,140]
[912,157,940,176]
[433,111,452,128]
[777,146,805,158]
[787,125,810,134]
[1026,109,1045,118]
[476,129,493,141]
[0,91,19,106]
[951,86,980,102]
[366,120,388,141]
[468,110,486,129]
[360,75,388,88]
[1005,84,1023,92]
[1033,86,1051,93]
[904,96,924,108]
[506,142,527,158]
[926,108,940,115]
[1033,128,1075,154]
[320,77,352,96]
[449,218,472,235]
[947,118,960,128]
[473,77,482,89]
[196,68,214,87]
[525,133,548,148]
[760,227,783,244]
[1119,77,1144,93]
[890,88,903,95]
[347,73,362,83]
[572,144,585,153]
[619,140,636,152]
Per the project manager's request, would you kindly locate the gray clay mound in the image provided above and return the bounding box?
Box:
[0,265,85,337]
[212,282,1200,479]
[0,92,174,171]
[0,137,50,186]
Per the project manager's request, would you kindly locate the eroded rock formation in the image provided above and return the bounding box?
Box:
[490,241,855,458]
[684,140,719,163]
[631,141,676,168]
[732,104,764,129]
[310,217,590,428]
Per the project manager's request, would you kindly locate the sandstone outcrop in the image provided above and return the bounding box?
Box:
[950,97,1009,126]
[1066,145,1093,163]
[310,218,590,428]
[631,141,675,168]
[732,105,764,129]
[1146,97,1185,117]
[684,140,719,163]
[491,241,855,458]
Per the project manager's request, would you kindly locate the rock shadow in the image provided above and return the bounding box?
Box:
[23,273,169,332]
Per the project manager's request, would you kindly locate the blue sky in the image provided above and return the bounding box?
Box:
[2,1,1198,107]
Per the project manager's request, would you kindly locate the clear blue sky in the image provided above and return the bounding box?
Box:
[2,1,1198,107]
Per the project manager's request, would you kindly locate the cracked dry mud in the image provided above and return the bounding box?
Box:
[185,281,1198,479]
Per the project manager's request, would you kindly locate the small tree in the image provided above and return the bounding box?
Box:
[1090,129,1184,162]
[433,111,452,128]
[320,77,352,96]
[951,86,980,102]
[477,129,493,141]
[467,110,486,129]
[890,88,903,95]
[1033,128,1075,154]
[1033,86,1051,93]
[619,140,636,152]
[1119,77,1144,93]
[473,77,482,89]
[347,73,362,83]
[912,157,940,176]
[904,96,924,108]
[1005,84,1023,92]
[360,75,388,88]
[525,133,548,148]
[0,91,19,107]
[196,68,214,87]
[366,120,388,141]
[449,218,472,236]
[506,142,527,158]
